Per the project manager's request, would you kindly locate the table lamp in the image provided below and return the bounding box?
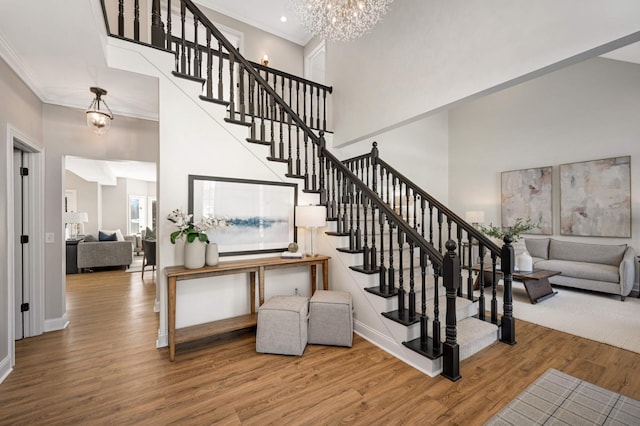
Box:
[65,211,88,239]
[296,205,327,257]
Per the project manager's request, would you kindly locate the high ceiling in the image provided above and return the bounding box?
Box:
[0,0,638,127]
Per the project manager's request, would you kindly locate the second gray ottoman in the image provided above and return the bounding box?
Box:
[308,290,353,347]
[256,295,309,356]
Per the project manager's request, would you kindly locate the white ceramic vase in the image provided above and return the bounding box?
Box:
[184,240,206,269]
[513,241,533,272]
[205,242,219,266]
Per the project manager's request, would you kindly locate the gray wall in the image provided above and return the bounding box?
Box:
[199,5,304,77]
[0,55,43,377]
[449,57,640,288]
[65,170,100,237]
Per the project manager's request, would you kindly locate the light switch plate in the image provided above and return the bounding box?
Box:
[45,232,54,243]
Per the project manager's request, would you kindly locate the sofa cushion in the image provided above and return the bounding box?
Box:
[535,259,619,283]
[548,239,627,266]
[525,238,549,260]
[99,231,117,241]
[102,228,125,241]
[83,234,97,242]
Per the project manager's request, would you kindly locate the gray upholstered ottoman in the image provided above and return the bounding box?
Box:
[256,295,309,356]
[308,290,353,347]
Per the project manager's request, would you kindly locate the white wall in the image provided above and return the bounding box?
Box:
[0,55,43,381]
[327,0,640,146]
[449,57,640,290]
[43,104,158,330]
[334,113,450,205]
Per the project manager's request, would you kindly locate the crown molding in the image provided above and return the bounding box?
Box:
[0,31,46,102]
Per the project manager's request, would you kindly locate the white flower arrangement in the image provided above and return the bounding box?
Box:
[167,209,232,244]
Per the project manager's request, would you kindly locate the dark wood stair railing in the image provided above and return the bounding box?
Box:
[99,0,516,380]
[343,142,516,335]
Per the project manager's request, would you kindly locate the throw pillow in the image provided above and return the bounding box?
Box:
[145,226,156,241]
[101,229,125,241]
[99,231,117,241]
[83,234,97,242]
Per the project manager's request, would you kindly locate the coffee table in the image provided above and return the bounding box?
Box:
[471,266,560,304]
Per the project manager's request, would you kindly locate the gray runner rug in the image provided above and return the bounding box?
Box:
[485,368,640,425]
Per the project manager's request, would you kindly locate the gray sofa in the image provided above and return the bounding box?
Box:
[525,238,636,301]
[77,240,133,271]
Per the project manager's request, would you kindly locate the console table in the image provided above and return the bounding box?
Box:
[165,255,330,361]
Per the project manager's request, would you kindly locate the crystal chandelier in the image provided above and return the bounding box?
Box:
[290,0,394,42]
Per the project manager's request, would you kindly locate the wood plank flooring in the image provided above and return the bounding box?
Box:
[1,269,639,425]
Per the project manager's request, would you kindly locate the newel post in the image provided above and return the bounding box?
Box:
[442,240,461,381]
[500,236,517,345]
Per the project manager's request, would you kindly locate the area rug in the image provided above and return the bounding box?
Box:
[485,368,640,425]
[487,280,640,354]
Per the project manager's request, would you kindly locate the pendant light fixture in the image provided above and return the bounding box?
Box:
[86,87,113,135]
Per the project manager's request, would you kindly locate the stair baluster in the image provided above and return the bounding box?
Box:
[118,0,124,36]
[193,18,200,78]
[205,29,213,98]
[408,241,416,320]
[478,243,486,321]
[165,0,171,49]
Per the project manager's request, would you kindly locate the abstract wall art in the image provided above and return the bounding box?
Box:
[189,175,297,256]
[501,166,553,235]
[560,156,631,237]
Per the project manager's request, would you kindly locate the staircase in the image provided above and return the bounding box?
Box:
[101,0,518,380]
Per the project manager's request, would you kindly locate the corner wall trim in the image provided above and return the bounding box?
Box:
[0,354,13,385]
[44,315,69,332]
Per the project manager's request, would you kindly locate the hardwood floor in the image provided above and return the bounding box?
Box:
[1,269,640,425]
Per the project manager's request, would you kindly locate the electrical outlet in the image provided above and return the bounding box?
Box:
[45,232,55,243]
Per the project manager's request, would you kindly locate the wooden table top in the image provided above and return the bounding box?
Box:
[471,265,561,281]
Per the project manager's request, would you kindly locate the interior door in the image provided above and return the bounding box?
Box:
[13,148,30,340]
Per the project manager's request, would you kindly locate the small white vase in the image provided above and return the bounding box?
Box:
[184,240,206,269]
[205,242,219,266]
[515,250,533,272]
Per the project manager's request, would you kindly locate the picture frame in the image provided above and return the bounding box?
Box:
[501,166,553,235]
[188,175,297,256]
[560,156,631,237]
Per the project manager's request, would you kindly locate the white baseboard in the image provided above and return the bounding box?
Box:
[0,354,13,384]
[44,314,69,332]
[354,320,441,377]
[156,331,168,348]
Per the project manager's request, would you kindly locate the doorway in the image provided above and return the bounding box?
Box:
[7,127,45,347]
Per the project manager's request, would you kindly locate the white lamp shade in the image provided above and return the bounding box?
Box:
[64,211,89,224]
[296,205,326,227]
[465,210,485,224]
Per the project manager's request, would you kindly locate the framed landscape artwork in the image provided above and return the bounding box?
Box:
[188,175,297,256]
[560,156,631,237]
[501,166,553,235]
